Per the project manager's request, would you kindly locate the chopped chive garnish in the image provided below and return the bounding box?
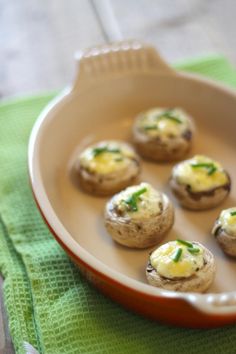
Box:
[162,113,182,124]
[230,211,236,216]
[124,196,138,211]
[208,165,217,176]
[92,146,106,156]
[123,187,147,212]
[109,148,121,153]
[114,157,123,162]
[191,162,217,175]
[187,247,200,254]
[177,239,193,248]
[172,248,182,262]
[191,163,214,169]
[92,146,121,157]
[144,125,158,130]
[155,109,182,124]
[132,187,147,198]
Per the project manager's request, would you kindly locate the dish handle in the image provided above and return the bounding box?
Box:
[188,293,236,315]
[73,40,176,92]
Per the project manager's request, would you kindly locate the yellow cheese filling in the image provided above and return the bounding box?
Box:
[150,240,204,279]
[114,182,163,220]
[219,207,236,237]
[79,141,136,174]
[137,107,191,138]
[173,155,228,193]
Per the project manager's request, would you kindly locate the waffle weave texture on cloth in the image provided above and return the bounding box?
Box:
[1,56,236,354]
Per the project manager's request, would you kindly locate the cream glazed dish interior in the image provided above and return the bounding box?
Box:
[28,41,236,327]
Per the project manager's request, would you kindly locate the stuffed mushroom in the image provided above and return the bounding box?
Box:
[77,140,141,196]
[146,240,216,293]
[132,107,195,162]
[170,155,231,210]
[104,182,174,248]
[212,207,236,257]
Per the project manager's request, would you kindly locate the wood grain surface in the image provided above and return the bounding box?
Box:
[1,0,236,352]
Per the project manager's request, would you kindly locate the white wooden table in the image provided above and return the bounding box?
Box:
[1,0,236,352]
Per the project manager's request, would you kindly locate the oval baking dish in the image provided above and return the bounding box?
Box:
[28,41,236,327]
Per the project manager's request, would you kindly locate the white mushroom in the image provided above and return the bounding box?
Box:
[104,182,174,248]
[170,155,231,210]
[77,140,141,196]
[146,240,216,293]
[132,107,195,162]
[212,207,236,257]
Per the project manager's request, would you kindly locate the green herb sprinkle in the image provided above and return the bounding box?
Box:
[172,248,183,262]
[123,187,147,212]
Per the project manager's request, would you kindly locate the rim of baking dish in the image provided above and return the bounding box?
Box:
[28,71,236,316]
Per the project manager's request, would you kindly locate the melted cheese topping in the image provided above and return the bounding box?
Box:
[219,208,236,237]
[173,155,228,192]
[150,241,204,279]
[114,182,163,220]
[79,141,136,174]
[136,107,191,139]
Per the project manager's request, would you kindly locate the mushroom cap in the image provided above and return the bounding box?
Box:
[104,191,174,248]
[146,242,216,293]
[212,220,236,257]
[132,108,195,162]
[78,160,140,196]
[133,126,193,162]
[77,141,141,196]
[169,175,231,210]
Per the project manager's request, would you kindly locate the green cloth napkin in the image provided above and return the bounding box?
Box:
[1,55,236,354]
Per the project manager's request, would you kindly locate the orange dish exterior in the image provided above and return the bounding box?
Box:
[31,186,236,328]
[28,41,236,328]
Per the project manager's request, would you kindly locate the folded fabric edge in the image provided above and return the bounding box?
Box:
[0,216,41,354]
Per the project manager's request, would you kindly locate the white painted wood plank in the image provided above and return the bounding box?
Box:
[91,0,122,41]
[110,0,236,65]
[0,0,105,98]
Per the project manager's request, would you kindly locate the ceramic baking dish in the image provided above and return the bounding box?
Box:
[28,41,236,327]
